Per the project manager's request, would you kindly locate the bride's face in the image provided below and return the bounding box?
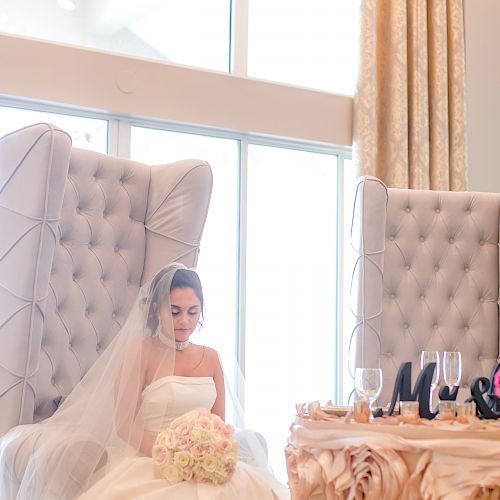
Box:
[159,287,201,341]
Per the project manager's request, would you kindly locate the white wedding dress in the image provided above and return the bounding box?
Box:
[78,376,289,500]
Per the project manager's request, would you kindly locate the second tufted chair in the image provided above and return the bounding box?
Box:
[0,123,212,436]
[350,176,500,404]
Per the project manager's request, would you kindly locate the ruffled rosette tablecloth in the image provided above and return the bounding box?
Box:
[286,405,500,499]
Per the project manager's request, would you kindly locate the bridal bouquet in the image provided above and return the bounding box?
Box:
[153,408,238,485]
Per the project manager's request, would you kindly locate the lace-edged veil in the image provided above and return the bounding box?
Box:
[0,262,270,499]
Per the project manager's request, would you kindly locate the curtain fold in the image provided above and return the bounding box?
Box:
[353,0,467,191]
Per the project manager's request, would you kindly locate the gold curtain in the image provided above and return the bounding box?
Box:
[353,0,467,190]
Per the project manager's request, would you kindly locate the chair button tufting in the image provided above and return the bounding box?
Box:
[435,208,441,213]
[433,323,438,330]
[405,207,411,213]
[419,236,425,242]
[449,237,454,244]
[480,240,485,246]
[464,267,470,273]
[390,293,396,299]
[96,343,101,352]
[100,277,105,284]
[403,323,409,329]
[478,355,483,361]
[389,236,395,241]
[480,297,485,303]
[112,312,116,319]
[420,295,425,300]
[405,265,410,270]
[434,265,439,272]
[449,295,454,302]
[466,208,471,214]
[51,378,56,385]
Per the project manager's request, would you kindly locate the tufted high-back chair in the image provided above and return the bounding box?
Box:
[0,123,212,436]
[350,176,500,404]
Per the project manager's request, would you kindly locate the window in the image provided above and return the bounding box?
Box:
[0,0,231,72]
[248,0,360,94]
[130,132,342,480]
[245,144,338,479]
[130,126,240,381]
[0,105,107,153]
[0,0,359,95]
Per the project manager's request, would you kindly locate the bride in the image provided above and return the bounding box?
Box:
[0,263,289,499]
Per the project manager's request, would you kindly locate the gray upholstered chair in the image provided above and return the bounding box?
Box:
[0,123,212,436]
[350,176,500,404]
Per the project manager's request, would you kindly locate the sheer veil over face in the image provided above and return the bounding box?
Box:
[0,263,186,499]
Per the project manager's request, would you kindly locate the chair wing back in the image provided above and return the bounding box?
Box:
[0,124,72,435]
[351,176,500,404]
[0,123,212,435]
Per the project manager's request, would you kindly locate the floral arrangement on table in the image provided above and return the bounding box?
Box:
[152,408,238,485]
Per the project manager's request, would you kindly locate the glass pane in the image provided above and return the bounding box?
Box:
[342,158,357,404]
[248,0,360,95]
[246,144,338,480]
[130,127,239,406]
[0,0,230,72]
[0,105,108,152]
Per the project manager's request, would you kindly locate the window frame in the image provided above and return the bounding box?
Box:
[0,21,353,403]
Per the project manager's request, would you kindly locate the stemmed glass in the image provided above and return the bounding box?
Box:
[443,351,462,393]
[420,350,440,408]
[354,368,382,418]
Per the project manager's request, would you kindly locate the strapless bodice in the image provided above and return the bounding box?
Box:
[137,376,216,433]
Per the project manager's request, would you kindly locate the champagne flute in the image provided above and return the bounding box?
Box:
[354,368,382,418]
[420,350,440,408]
[443,351,462,392]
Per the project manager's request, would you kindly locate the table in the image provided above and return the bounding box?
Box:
[286,405,500,499]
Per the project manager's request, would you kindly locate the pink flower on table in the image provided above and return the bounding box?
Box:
[494,369,500,398]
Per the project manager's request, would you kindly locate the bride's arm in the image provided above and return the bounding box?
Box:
[210,349,225,421]
[114,340,154,456]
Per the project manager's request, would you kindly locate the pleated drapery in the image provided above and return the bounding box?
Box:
[353,0,467,190]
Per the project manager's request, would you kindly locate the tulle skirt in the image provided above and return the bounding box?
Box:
[78,455,290,500]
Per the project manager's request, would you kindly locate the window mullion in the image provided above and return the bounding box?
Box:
[231,0,249,77]
[237,139,249,381]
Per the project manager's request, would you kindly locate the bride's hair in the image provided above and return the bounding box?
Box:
[145,268,204,333]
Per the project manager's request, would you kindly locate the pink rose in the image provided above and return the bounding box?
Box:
[175,422,193,438]
[152,445,168,466]
[182,466,194,481]
[176,436,192,451]
[196,416,213,431]
[216,438,233,453]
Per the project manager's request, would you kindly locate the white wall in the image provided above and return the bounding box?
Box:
[465,0,500,192]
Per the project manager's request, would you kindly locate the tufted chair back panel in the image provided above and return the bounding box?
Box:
[0,124,72,431]
[34,149,151,421]
[351,176,500,404]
